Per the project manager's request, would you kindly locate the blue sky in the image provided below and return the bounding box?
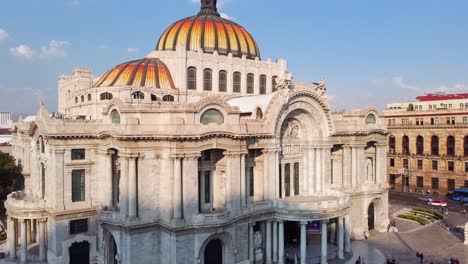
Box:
[1,0,468,115]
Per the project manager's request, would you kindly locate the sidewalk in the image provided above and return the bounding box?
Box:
[345,241,385,264]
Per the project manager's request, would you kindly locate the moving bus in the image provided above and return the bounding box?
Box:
[452,188,468,202]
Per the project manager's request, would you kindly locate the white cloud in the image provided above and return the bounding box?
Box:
[127,48,139,53]
[10,44,35,60]
[392,76,468,94]
[40,40,71,58]
[0,28,9,43]
[70,0,80,6]
[220,12,235,20]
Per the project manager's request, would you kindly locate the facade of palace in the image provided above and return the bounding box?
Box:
[385,93,468,194]
[6,1,389,264]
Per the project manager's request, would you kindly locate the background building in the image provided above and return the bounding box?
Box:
[6,1,389,264]
[0,112,13,154]
[385,93,468,194]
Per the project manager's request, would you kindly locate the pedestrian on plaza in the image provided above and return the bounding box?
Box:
[355,256,361,264]
[416,251,420,261]
[420,252,424,264]
[363,230,368,240]
[387,224,391,232]
[455,258,460,264]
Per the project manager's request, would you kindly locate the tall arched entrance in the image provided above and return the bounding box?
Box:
[368,203,375,230]
[69,241,90,264]
[204,239,223,264]
[108,235,118,264]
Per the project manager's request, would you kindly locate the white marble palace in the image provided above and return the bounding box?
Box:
[6,1,389,264]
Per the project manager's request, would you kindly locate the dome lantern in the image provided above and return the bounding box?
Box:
[199,0,219,16]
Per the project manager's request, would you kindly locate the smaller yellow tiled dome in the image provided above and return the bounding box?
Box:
[94,58,175,89]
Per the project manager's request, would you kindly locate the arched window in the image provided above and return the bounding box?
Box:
[100,92,113,100]
[402,135,410,155]
[203,68,212,91]
[272,76,278,92]
[200,109,224,125]
[38,136,45,153]
[87,94,91,101]
[163,95,175,102]
[365,114,376,124]
[247,73,254,94]
[447,136,455,157]
[416,135,424,155]
[131,91,145,99]
[151,94,158,102]
[219,70,227,92]
[259,75,267,94]
[41,163,45,199]
[464,136,468,157]
[81,95,84,102]
[187,67,197,90]
[389,135,396,154]
[110,110,120,124]
[233,72,241,93]
[431,136,439,156]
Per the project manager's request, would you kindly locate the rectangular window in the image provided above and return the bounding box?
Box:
[204,171,210,203]
[432,160,438,171]
[249,167,254,197]
[416,118,420,126]
[431,177,439,190]
[420,119,424,125]
[403,159,408,168]
[429,105,432,110]
[430,118,434,125]
[451,117,455,125]
[435,117,439,125]
[69,219,88,235]
[390,158,395,167]
[417,160,423,170]
[449,104,452,109]
[464,117,468,125]
[72,170,85,202]
[71,149,85,160]
[448,161,454,171]
[461,103,464,109]
[294,162,299,196]
[417,176,424,188]
[447,179,455,191]
[465,162,468,173]
[284,163,290,197]
[446,117,451,124]
[465,180,468,188]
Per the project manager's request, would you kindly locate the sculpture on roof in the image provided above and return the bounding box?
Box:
[275,72,294,97]
[313,80,327,96]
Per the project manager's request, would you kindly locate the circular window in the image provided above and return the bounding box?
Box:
[365,113,376,124]
[200,109,224,125]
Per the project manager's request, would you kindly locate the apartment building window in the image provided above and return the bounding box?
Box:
[432,160,438,171]
[430,118,434,125]
[446,117,451,125]
[417,176,424,188]
[416,136,424,155]
[451,117,455,125]
[403,159,409,168]
[402,136,410,155]
[435,117,439,125]
[465,162,468,173]
[447,179,455,191]
[448,161,454,171]
[447,136,455,156]
[464,136,468,156]
[449,104,452,109]
[465,103,468,108]
[417,160,423,170]
[461,103,465,109]
[420,118,424,125]
[389,136,396,154]
[429,105,432,110]
[71,149,85,160]
[464,117,468,125]
[431,136,439,156]
[432,177,439,190]
[465,180,468,188]
[390,158,395,167]
[72,170,85,202]
[416,118,420,126]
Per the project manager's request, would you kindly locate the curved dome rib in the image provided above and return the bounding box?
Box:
[94,58,176,89]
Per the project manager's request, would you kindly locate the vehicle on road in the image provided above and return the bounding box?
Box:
[428,199,447,207]
[452,188,468,202]
[418,195,433,202]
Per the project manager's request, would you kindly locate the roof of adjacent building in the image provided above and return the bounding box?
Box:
[94,58,176,89]
[416,93,468,102]
[156,0,260,60]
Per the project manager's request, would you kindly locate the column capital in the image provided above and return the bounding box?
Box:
[18,219,26,224]
[37,218,47,223]
[120,153,139,159]
[53,149,66,155]
[171,153,185,159]
[224,150,248,158]
[261,148,281,154]
[184,152,201,159]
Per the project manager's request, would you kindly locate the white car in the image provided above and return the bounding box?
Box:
[418,195,433,202]
[428,200,447,207]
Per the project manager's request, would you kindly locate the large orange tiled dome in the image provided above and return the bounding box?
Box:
[156,0,260,60]
[94,58,176,89]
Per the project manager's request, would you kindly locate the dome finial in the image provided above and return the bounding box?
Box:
[199,0,220,16]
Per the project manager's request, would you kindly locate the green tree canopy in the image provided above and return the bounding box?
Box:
[0,151,22,199]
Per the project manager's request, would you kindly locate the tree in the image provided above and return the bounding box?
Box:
[0,151,22,199]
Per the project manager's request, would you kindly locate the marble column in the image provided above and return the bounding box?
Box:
[344,214,351,253]
[300,221,307,264]
[315,148,322,193]
[225,154,232,210]
[337,217,344,259]
[266,220,272,264]
[128,156,138,218]
[8,216,16,260]
[39,219,46,261]
[321,147,328,192]
[278,221,285,264]
[273,221,278,263]
[26,220,31,243]
[351,147,357,188]
[329,219,336,244]
[240,154,247,207]
[342,146,351,188]
[172,155,183,219]
[321,220,328,264]
[275,151,280,199]
[281,162,286,198]
[183,153,201,220]
[20,219,27,263]
[31,219,36,243]
[248,223,254,263]
[308,147,315,193]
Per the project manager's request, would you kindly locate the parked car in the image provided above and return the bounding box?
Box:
[418,195,433,202]
[428,199,447,207]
